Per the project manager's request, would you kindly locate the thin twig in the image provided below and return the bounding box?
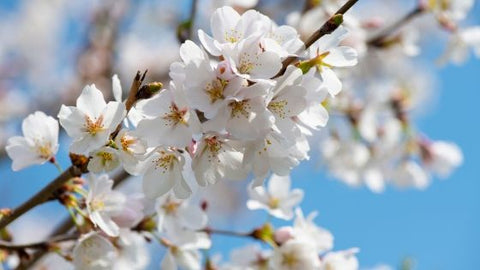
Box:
[0,233,78,251]
[202,228,253,238]
[0,166,84,231]
[367,6,424,46]
[274,0,359,78]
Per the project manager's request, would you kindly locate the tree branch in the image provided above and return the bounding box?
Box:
[274,0,359,78]
[0,233,78,251]
[367,6,424,46]
[0,166,84,231]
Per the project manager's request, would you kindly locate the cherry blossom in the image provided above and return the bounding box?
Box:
[6,111,59,171]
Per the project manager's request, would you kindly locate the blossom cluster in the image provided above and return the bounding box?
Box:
[1,0,477,269]
[3,5,360,270]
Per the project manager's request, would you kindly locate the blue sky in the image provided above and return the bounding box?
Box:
[0,1,479,269]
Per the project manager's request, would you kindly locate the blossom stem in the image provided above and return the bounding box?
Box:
[52,161,63,173]
[0,165,84,231]
[0,233,78,251]
[367,6,425,47]
[275,0,359,78]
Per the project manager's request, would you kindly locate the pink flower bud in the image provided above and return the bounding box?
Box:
[274,226,294,244]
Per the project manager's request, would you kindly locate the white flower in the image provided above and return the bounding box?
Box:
[34,253,73,270]
[86,173,126,237]
[305,26,358,96]
[425,0,474,22]
[321,137,370,188]
[113,230,150,270]
[320,249,359,270]
[392,160,430,190]
[112,193,145,228]
[114,129,147,175]
[161,228,211,270]
[58,84,126,154]
[142,147,191,200]
[421,140,463,178]
[204,82,274,140]
[6,111,59,171]
[198,7,266,56]
[247,174,303,220]
[226,35,282,82]
[440,27,480,65]
[293,208,334,254]
[156,196,208,232]
[243,128,309,183]
[135,87,201,148]
[172,41,245,120]
[222,244,270,270]
[270,239,320,270]
[192,133,248,186]
[73,232,116,270]
[87,146,120,173]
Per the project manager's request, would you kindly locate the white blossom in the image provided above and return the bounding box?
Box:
[58,84,126,154]
[86,174,126,237]
[6,111,59,171]
[73,232,116,270]
[247,174,303,220]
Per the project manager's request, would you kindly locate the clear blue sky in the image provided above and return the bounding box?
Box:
[0,1,479,269]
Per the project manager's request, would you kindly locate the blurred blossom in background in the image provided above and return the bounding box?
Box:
[0,0,479,269]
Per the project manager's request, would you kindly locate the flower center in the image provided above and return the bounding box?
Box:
[83,115,105,135]
[35,141,53,159]
[96,151,114,166]
[224,29,242,43]
[229,100,250,118]
[162,201,181,215]
[120,135,136,153]
[204,136,222,155]
[205,78,228,104]
[154,151,177,173]
[268,100,289,119]
[239,53,257,74]
[163,103,188,127]
[281,252,299,268]
[90,198,105,211]
[268,197,280,209]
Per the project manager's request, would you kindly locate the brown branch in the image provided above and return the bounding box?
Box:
[0,233,78,251]
[367,6,424,47]
[0,166,84,231]
[274,0,359,78]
